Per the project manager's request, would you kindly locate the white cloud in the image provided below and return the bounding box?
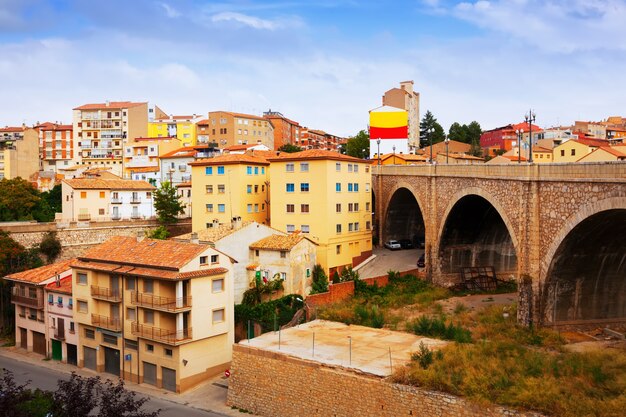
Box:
[159,2,181,18]
[210,11,301,30]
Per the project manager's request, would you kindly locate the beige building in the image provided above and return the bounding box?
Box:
[72,236,234,392]
[45,275,78,365]
[0,126,39,180]
[122,136,182,181]
[577,146,626,162]
[206,111,275,150]
[552,138,607,163]
[382,81,420,149]
[435,153,484,165]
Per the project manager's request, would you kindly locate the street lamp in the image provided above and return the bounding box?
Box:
[376,138,381,166]
[444,135,450,164]
[525,110,536,163]
[515,129,523,163]
[428,127,434,163]
[392,145,396,165]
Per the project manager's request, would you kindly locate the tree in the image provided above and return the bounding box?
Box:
[153,181,184,224]
[345,130,369,159]
[448,122,468,143]
[0,368,31,417]
[0,178,41,221]
[39,231,62,263]
[277,144,302,153]
[310,264,329,294]
[419,111,445,148]
[98,379,159,417]
[146,226,169,240]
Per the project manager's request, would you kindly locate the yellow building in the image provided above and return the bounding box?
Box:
[267,150,372,275]
[122,136,182,179]
[147,115,202,146]
[531,146,553,163]
[577,146,626,162]
[552,139,606,163]
[190,154,270,231]
[72,236,234,393]
[377,153,428,165]
[0,126,39,180]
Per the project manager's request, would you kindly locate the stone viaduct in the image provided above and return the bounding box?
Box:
[373,162,626,327]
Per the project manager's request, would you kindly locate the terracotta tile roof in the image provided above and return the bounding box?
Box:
[45,275,72,294]
[502,155,528,161]
[249,233,315,251]
[511,122,543,132]
[248,150,279,160]
[128,166,160,173]
[73,101,146,110]
[597,146,626,158]
[63,178,155,190]
[178,268,228,279]
[0,126,25,133]
[532,147,552,153]
[576,138,610,147]
[36,122,72,131]
[265,149,364,163]
[189,153,269,166]
[196,119,210,125]
[4,259,74,284]
[175,221,255,243]
[160,146,197,158]
[246,264,259,271]
[72,259,227,281]
[176,182,192,187]
[223,111,268,122]
[446,153,484,161]
[223,144,257,151]
[78,236,207,269]
[133,136,178,142]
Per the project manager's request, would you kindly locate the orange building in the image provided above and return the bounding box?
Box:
[263,110,301,150]
[37,122,74,172]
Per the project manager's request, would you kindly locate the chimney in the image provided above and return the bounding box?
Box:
[105,100,110,107]
[190,232,199,244]
[231,216,242,230]
[136,231,145,242]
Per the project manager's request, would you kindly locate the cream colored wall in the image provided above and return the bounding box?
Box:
[553,141,592,162]
[577,148,620,162]
[62,185,111,221]
[5,128,39,179]
[127,103,148,142]
[253,240,316,295]
[189,274,230,339]
[179,333,231,379]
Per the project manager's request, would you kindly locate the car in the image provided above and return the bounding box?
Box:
[384,240,402,250]
[417,253,426,268]
[399,239,414,249]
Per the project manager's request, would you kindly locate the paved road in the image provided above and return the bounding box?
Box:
[0,356,228,417]
[357,247,424,278]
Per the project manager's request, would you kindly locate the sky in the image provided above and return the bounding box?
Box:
[1,0,625,136]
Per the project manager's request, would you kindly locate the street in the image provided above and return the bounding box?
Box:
[0,356,230,417]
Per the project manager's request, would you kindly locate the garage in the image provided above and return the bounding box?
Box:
[83,346,97,370]
[67,344,77,366]
[143,362,157,386]
[161,367,177,392]
[104,347,120,376]
[32,331,46,355]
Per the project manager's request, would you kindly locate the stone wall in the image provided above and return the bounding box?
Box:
[227,344,543,417]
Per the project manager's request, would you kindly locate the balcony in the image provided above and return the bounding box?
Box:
[131,291,191,312]
[90,286,121,302]
[111,214,122,220]
[54,328,65,341]
[131,322,192,345]
[77,214,91,221]
[91,314,122,332]
[111,197,122,204]
[130,196,141,204]
[11,288,43,309]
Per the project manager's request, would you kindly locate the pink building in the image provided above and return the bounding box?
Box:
[45,275,77,364]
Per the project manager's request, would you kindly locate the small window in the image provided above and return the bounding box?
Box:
[286,183,294,193]
[126,278,135,290]
[300,162,309,172]
[217,166,225,175]
[206,204,213,212]
[571,149,576,156]
[99,191,105,198]
[301,204,309,213]
[69,321,75,332]
[48,294,54,304]
[200,256,208,265]
[102,334,118,345]
[78,300,88,313]
[301,225,310,233]
[246,166,252,175]
[212,308,225,323]
[366,202,370,211]
[336,203,341,212]
[255,249,259,257]
[354,183,359,192]
[164,348,173,357]
[77,273,87,285]
[218,204,225,213]
[348,183,353,192]
[336,183,341,192]
[254,167,259,175]
[218,184,225,193]
[280,251,287,259]
[127,307,136,321]
[247,185,252,194]
[560,149,565,156]
[247,204,252,213]
[212,278,224,292]
[300,183,309,192]
[144,310,154,324]
[211,254,219,263]
[57,296,63,306]
[205,166,213,175]
[336,224,342,233]
[206,185,213,194]
[286,224,295,233]
[280,272,287,280]
[286,204,295,213]
[336,162,341,171]
[354,165,359,173]
[125,339,138,350]
[80,191,86,199]
[146,344,154,352]
[286,163,294,172]
[99,208,105,215]
[85,328,95,339]
[144,279,153,293]
[336,245,341,254]
[348,164,353,172]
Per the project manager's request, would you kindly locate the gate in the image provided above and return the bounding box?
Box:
[104,347,120,376]
[19,328,27,349]
[143,362,157,386]
[83,347,97,370]
[51,339,62,361]
[162,367,177,392]
[32,331,46,355]
[67,344,77,366]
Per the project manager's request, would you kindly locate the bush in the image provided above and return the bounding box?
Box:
[235,294,304,332]
[407,316,472,343]
[146,226,169,240]
[412,342,434,369]
[39,232,62,263]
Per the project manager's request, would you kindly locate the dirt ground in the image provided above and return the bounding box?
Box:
[437,292,517,314]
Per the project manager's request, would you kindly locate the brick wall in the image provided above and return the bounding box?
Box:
[306,281,354,308]
[227,345,543,417]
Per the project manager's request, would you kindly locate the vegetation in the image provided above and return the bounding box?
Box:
[0,178,60,222]
[448,121,483,157]
[241,273,284,306]
[344,130,369,159]
[419,111,446,148]
[153,181,184,224]
[38,231,62,263]
[406,315,472,343]
[277,144,303,153]
[235,294,304,332]
[310,264,328,294]
[0,369,159,417]
[146,226,170,240]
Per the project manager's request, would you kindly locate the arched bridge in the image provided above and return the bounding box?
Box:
[373,162,626,327]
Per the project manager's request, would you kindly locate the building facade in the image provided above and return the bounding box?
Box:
[206,111,275,150]
[262,110,301,150]
[45,275,78,365]
[122,136,182,181]
[382,80,420,150]
[159,147,196,186]
[37,122,74,172]
[0,126,39,180]
[147,115,202,146]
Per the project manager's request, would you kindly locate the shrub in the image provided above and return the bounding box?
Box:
[411,342,434,369]
[310,264,328,294]
[408,316,472,343]
[146,226,169,240]
[38,231,62,263]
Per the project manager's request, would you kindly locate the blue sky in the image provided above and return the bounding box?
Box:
[1,0,625,136]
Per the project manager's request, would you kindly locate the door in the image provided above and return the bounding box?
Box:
[51,339,62,361]
[104,347,120,376]
[110,305,120,328]
[110,276,120,299]
[32,331,46,355]
[57,318,65,340]
[112,206,119,219]
[67,344,77,366]
[83,347,97,370]
[143,362,157,386]
[19,328,27,349]
[161,367,177,392]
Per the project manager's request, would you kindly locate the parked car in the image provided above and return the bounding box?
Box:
[399,239,414,249]
[417,253,426,268]
[384,240,402,250]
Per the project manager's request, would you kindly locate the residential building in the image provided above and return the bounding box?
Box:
[369,105,409,156]
[267,150,373,275]
[577,146,626,162]
[263,110,302,150]
[480,122,543,157]
[71,236,234,392]
[29,171,65,192]
[37,122,74,172]
[73,101,163,176]
[148,115,202,146]
[485,155,529,164]
[552,138,608,163]
[419,139,472,161]
[122,136,182,183]
[177,182,192,219]
[223,143,270,154]
[175,221,285,304]
[574,121,606,139]
[376,153,428,165]
[159,146,196,186]
[4,259,74,357]
[61,178,155,222]
[195,119,212,145]
[531,146,553,163]
[45,275,78,365]
[382,81,420,150]
[606,126,626,144]
[299,128,345,152]
[0,126,39,180]
[206,111,275,150]
[249,232,317,297]
[435,153,484,164]
[189,154,270,231]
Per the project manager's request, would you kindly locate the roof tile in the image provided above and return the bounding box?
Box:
[5,259,75,284]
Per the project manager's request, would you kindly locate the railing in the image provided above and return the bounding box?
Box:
[11,288,43,309]
[90,286,121,302]
[130,213,142,219]
[91,314,122,332]
[131,322,192,345]
[111,197,122,204]
[77,214,91,221]
[130,197,141,204]
[54,329,65,340]
[131,291,192,312]
[111,214,122,220]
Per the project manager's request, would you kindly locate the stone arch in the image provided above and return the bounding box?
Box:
[381,181,428,245]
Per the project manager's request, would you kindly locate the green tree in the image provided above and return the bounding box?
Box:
[32,184,62,222]
[310,264,329,294]
[419,111,445,148]
[0,178,41,221]
[153,181,184,224]
[146,226,170,240]
[277,144,302,153]
[345,130,369,159]
[39,232,62,263]
[448,122,468,143]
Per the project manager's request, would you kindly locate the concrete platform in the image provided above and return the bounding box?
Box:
[240,320,447,377]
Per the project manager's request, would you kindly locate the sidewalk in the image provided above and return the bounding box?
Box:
[0,345,243,417]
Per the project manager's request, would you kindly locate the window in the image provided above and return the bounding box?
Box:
[247,185,252,193]
[571,149,576,156]
[218,184,225,193]
[286,224,295,233]
[336,203,342,213]
[286,204,295,213]
[336,162,341,171]
[57,296,63,306]
[144,310,154,324]
[349,223,354,232]
[336,245,341,254]
[48,294,53,304]
[103,334,118,345]
[125,339,138,350]
[336,183,341,192]
[354,222,360,231]
[348,183,353,192]
[126,277,135,290]
[246,166,252,175]
[218,204,225,213]
[127,308,136,321]
[200,256,208,265]
[85,328,95,339]
[560,149,565,156]
[348,164,353,172]
[348,203,353,212]
[301,204,309,213]
[211,254,219,263]
[144,279,153,293]
[354,165,359,173]
[69,321,75,333]
[366,202,371,211]
[255,250,259,257]
[365,183,370,192]
[99,208,105,215]
[280,251,287,259]
[164,348,173,357]
[300,183,309,192]
[254,167,259,175]
[146,344,154,352]
[366,221,371,230]
[217,166,225,175]
[99,191,105,198]
[254,204,259,212]
[205,166,213,175]
[262,167,265,174]
[354,203,359,211]
[68,298,73,309]
[354,183,359,192]
[280,272,287,281]
[206,185,213,193]
[80,191,86,199]
[212,278,224,293]
[336,224,342,233]
[286,183,294,192]
[300,162,309,172]
[206,204,213,212]
[212,308,225,323]
[286,163,294,172]
[247,204,252,213]
[78,300,88,313]
[254,185,258,193]
[301,225,310,233]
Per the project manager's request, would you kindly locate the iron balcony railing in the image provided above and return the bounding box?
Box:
[131,322,192,345]
[90,286,121,302]
[11,288,43,309]
[130,291,191,312]
[130,196,141,204]
[91,314,122,332]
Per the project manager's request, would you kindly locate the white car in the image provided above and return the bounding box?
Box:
[384,240,401,250]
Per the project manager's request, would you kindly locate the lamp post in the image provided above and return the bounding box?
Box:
[444,135,449,164]
[515,129,523,163]
[428,127,434,163]
[392,145,396,165]
[376,138,381,166]
[525,110,536,163]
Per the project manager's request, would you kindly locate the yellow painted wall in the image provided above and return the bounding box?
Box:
[61,182,111,221]
[553,141,593,163]
[532,151,553,163]
[577,148,623,162]
[148,120,198,146]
